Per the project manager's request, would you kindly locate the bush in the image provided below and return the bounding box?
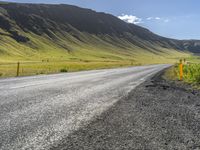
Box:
[181,64,200,84]
[60,68,68,72]
[0,73,3,77]
[40,71,45,74]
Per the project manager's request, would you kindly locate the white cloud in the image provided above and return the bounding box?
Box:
[146,17,161,20]
[146,17,170,23]
[155,17,161,20]
[118,14,142,24]
[147,17,153,20]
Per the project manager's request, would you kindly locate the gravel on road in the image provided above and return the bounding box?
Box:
[52,70,200,150]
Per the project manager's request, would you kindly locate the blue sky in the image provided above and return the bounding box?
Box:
[3,0,200,40]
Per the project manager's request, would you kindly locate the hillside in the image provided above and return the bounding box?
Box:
[0,2,199,64]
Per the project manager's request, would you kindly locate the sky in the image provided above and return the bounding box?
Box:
[3,0,200,40]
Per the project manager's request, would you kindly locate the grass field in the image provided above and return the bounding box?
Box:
[0,51,191,77]
[0,61,135,77]
[0,28,193,77]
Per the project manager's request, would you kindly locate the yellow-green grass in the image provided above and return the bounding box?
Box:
[165,56,200,87]
[163,65,178,81]
[176,56,200,82]
[0,53,191,77]
[0,30,193,77]
[0,61,137,77]
[186,55,200,63]
[178,64,200,84]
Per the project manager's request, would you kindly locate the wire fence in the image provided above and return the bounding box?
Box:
[0,60,133,77]
[0,61,65,77]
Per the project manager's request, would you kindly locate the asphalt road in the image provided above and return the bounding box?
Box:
[0,64,169,150]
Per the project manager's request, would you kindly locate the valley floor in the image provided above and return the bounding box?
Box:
[0,53,190,77]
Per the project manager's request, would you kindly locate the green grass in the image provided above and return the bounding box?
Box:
[0,61,136,77]
[163,65,178,81]
[0,28,193,77]
[169,56,200,86]
[181,64,200,84]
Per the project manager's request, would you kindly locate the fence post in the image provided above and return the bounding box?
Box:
[179,59,183,81]
[17,62,20,77]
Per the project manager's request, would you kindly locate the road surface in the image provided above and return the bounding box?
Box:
[0,64,169,150]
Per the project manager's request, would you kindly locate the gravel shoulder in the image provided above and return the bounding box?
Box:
[51,69,200,150]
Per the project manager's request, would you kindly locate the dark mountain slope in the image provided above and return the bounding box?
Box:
[0,2,199,63]
[0,3,199,51]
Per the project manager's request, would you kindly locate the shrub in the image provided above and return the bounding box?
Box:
[60,68,68,72]
[40,71,45,74]
[180,64,200,84]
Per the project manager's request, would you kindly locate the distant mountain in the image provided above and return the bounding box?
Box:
[0,2,199,63]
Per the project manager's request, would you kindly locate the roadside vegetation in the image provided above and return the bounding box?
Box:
[181,64,200,84]
[165,56,200,87]
[163,65,179,81]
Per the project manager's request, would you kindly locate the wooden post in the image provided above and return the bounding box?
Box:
[183,58,186,64]
[17,62,20,77]
[179,59,183,80]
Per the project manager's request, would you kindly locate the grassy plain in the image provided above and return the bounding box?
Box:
[0,30,192,77]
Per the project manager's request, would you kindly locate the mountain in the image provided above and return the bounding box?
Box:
[0,2,199,63]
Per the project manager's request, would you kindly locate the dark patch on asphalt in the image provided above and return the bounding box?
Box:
[51,70,200,150]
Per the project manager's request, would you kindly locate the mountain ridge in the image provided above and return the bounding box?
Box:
[0,2,199,63]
